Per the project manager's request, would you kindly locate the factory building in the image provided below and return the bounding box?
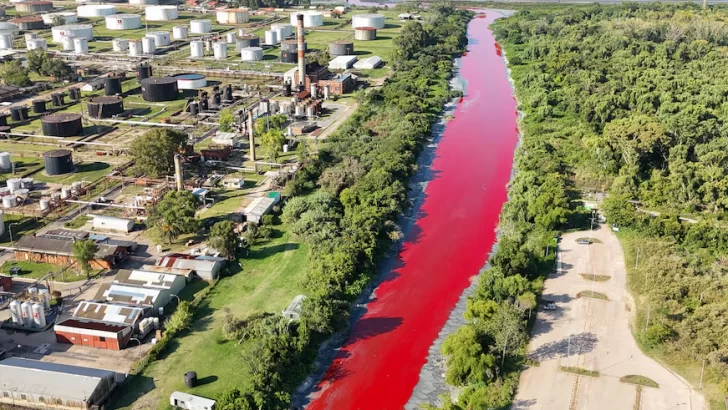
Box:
[114,269,186,296]
[140,264,194,281]
[92,215,134,233]
[329,55,357,70]
[157,255,223,281]
[14,235,128,270]
[54,318,134,350]
[72,300,146,326]
[243,196,275,224]
[0,358,119,409]
[286,63,355,95]
[95,283,170,311]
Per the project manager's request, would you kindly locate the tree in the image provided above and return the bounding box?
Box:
[209,220,239,260]
[218,108,235,132]
[254,114,287,136]
[441,324,497,386]
[129,129,188,177]
[26,50,73,80]
[393,22,428,65]
[72,239,98,280]
[485,301,527,367]
[0,61,31,87]
[148,190,199,244]
[260,129,286,163]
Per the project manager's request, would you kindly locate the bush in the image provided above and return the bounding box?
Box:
[639,324,672,349]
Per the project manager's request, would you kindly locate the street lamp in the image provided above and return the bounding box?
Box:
[170,294,180,305]
[8,222,19,243]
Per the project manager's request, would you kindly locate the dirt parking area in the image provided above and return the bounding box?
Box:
[514,225,705,410]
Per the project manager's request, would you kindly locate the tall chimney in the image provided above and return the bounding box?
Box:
[174,154,184,191]
[248,110,256,161]
[297,14,305,89]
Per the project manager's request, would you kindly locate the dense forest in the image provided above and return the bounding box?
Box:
[435,3,728,408]
[215,4,471,409]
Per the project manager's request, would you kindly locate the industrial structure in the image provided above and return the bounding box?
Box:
[43,149,73,175]
[105,14,142,30]
[352,13,386,29]
[16,1,53,13]
[141,77,179,101]
[77,4,116,17]
[216,8,248,24]
[289,11,323,27]
[41,113,83,137]
[145,5,178,21]
[87,95,124,118]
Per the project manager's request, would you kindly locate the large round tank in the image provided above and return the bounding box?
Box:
[10,106,27,122]
[41,11,77,25]
[240,46,262,61]
[281,50,297,63]
[60,35,74,51]
[141,77,178,102]
[172,25,188,40]
[136,63,152,81]
[280,39,305,52]
[146,31,169,47]
[105,14,141,30]
[52,24,93,43]
[0,23,19,37]
[32,303,46,328]
[10,17,44,31]
[20,301,32,327]
[0,152,10,170]
[32,99,47,114]
[104,76,122,95]
[271,23,292,38]
[0,34,13,50]
[213,41,227,60]
[87,96,124,118]
[354,27,377,41]
[141,36,155,54]
[189,19,211,34]
[190,40,203,57]
[184,371,197,388]
[352,13,386,29]
[128,39,142,56]
[129,0,158,4]
[26,38,47,51]
[73,37,88,54]
[2,195,16,208]
[112,38,128,52]
[145,5,178,21]
[77,4,116,17]
[43,149,73,175]
[41,113,82,137]
[9,300,21,325]
[290,11,323,28]
[16,1,53,13]
[7,178,21,193]
[235,34,258,50]
[216,9,248,24]
[329,40,353,57]
[174,73,206,90]
[264,29,278,45]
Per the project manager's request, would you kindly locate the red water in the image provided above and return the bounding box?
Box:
[306,13,519,410]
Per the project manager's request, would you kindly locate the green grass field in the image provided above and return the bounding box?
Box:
[30,161,112,184]
[0,260,92,282]
[114,224,309,409]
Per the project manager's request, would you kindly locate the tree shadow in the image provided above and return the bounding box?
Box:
[75,161,110,173]
[512,399,537,410]
[246,243,299,260]
[106,374,155,409]
[529,332,597,361]
[346,316,402,344]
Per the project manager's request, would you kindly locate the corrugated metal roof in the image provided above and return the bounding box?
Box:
[114,269,183,290]
[243,196,275,217]
[95,283,165,306]
[73,301,144,325]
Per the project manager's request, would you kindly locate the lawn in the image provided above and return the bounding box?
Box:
[0,214,51,246]
[0,260,91,282]
[31,161,112,184]
[113,224,310,409]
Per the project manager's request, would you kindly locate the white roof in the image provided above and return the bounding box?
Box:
[101,283,164,305]
[353,56,383,69]
[167,258,221,272]
[171,391,216,407]
[115,269,183,290]
[243,196,275,217]
[0,357,115,403]
[72,301,144,325]
[93,214,133,226]
[214,131,237,140]
[329,55,358,70]
[140,264,193,277]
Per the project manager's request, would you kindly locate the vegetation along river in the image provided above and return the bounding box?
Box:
[305,12,519,410]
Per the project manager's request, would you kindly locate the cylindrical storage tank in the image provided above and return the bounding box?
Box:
[306,106,314,118]
[20,178,32,189]
[52,24,93,43]
[190,40,203,57]
[211,92,220,106]
[290,11,323,28]
[105,14,142,30]
[60,35,74,51]
[0,115,7,126]
[216,9,248,24]
[174,74,207,92]
[0,8,5,18]
[60,187,70,199]
[235,34,258,50]
[41,12,78,25]
[0,34,13,50]
[295,105,304,117]
[141,77,179,102]
[32,303,46,328]
[146,31,170,47]
[0,152,10,170]
[271,23,292,38]
[77,4,116,17]
[199,98,208,111]
[283,82,291,97]
[128,39,142,56]
[172,25,188,40]
[10,17,44,31]
[51,92,64,106]
[189,19,211,34]
[41,113,83,137]
[281,50,296,63]
[188,101,198,115]
[10,106,27,122]
[39,289,50,309]
[0,22,19,37]
[26,38,47,51]
[112,38,128,52]
[329,40,353,57]
[73,37,88,54]
[354,27,377,41]
[28,287,38,296]
[213,41,227,60]
[264,29,278,45]
[2,195,16,208]
[184,372,197,388]
[226,32,235,44]
[16,1,53,13]
[9,300,21,325]
[129,0,159,4]
[281,39,305,52]
[32,99,46,114]
[136,63,152,81]
[240,46,262,61]
[104,76,122,95]
[7,178,21,193]
[141,36,155,54]
[87,96,124,118]
[145,5,178,21]
[352,14,385,29]
[25,33,37,42]
[20,301,32,327]
[39,198,50,211]
[43,149,73,175]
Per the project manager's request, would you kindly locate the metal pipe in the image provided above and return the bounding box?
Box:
[248,110,256,161]
[174,154,184,191]
[297,14,305,89]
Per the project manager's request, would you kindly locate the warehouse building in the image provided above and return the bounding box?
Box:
[0,357,118,409]
[92,215,134,233]
[157,255,223,281]
[328,55,357,70]
[72,300,146,326]
[243,196,275,224]
[353,56,383,70]
[14,235,128,270]
[95,283,170,311]
[114,269,186,296]
[54,318,134,350]
[140,264,194,281]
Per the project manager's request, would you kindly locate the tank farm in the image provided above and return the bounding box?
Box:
[304,12,520,410]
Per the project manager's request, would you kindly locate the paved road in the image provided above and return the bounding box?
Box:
[514,226,705,410]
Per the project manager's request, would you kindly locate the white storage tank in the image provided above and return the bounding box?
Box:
[41,11,78,25]
[20,178,33,189]
[60,36,74,51]
[142,36,155,54]
[190,40,203,57]
[32,303,46,328]
[26,38,47,51]
[61,186,71,199]
[52,24,93,43]
[190,19,211,34]
[264,29,278,45]
[240,46,263,61]
[213,41,227,60]
[105,14,142,30]
[77,4,116,18]
[7,178,21,194]
[290,11,323,28]
[128,39,142,56]
[0,152,10,170]
[352,14,386,29]
[226,32,235,44]
[0,210,3,236]
[39,288,50,309]
[73,37,88,54]
[2,195,16,208]
[39,198,50,211]
[146,31,170,47]
[271,23,292,38]
[0,34,13,50]
[216,9,248,24]
[9,300,21,325]
[173,25,188,40]
[20,301,32,327]
[24,33,37,42]
[145,5,178,21]
[129,0,159,4]
[112,38,128,52]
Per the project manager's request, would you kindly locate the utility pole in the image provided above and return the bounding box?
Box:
[635,247,640,270]
[699,358,706,389]
[703,0,707,10]
[645,305,651,331]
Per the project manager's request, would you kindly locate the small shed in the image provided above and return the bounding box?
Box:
[211,131,238,147]
[192,188,209,201]
[328,55,357,70]
[282,294,306,320]
[171,391,216,410]
[353,56,383,70]
[222,178,245,189]
[243,196,275,224]
[93,215,134,233]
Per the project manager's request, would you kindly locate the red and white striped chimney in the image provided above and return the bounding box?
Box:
[297,14,305,89]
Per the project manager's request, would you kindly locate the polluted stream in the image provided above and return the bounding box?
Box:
[300,12,519,410]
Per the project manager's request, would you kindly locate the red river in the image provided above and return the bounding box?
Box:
[306,12,519,410]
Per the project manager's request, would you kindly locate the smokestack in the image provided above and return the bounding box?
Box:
[297,14,305,90]
[248,110,256,161]
[174,154,184,191]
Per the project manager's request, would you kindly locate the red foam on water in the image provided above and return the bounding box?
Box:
[306,14,518,410]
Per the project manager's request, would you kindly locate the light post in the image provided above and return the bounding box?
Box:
[8,222,19,243]
[130,337,141,358]
[170,294,180,306]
